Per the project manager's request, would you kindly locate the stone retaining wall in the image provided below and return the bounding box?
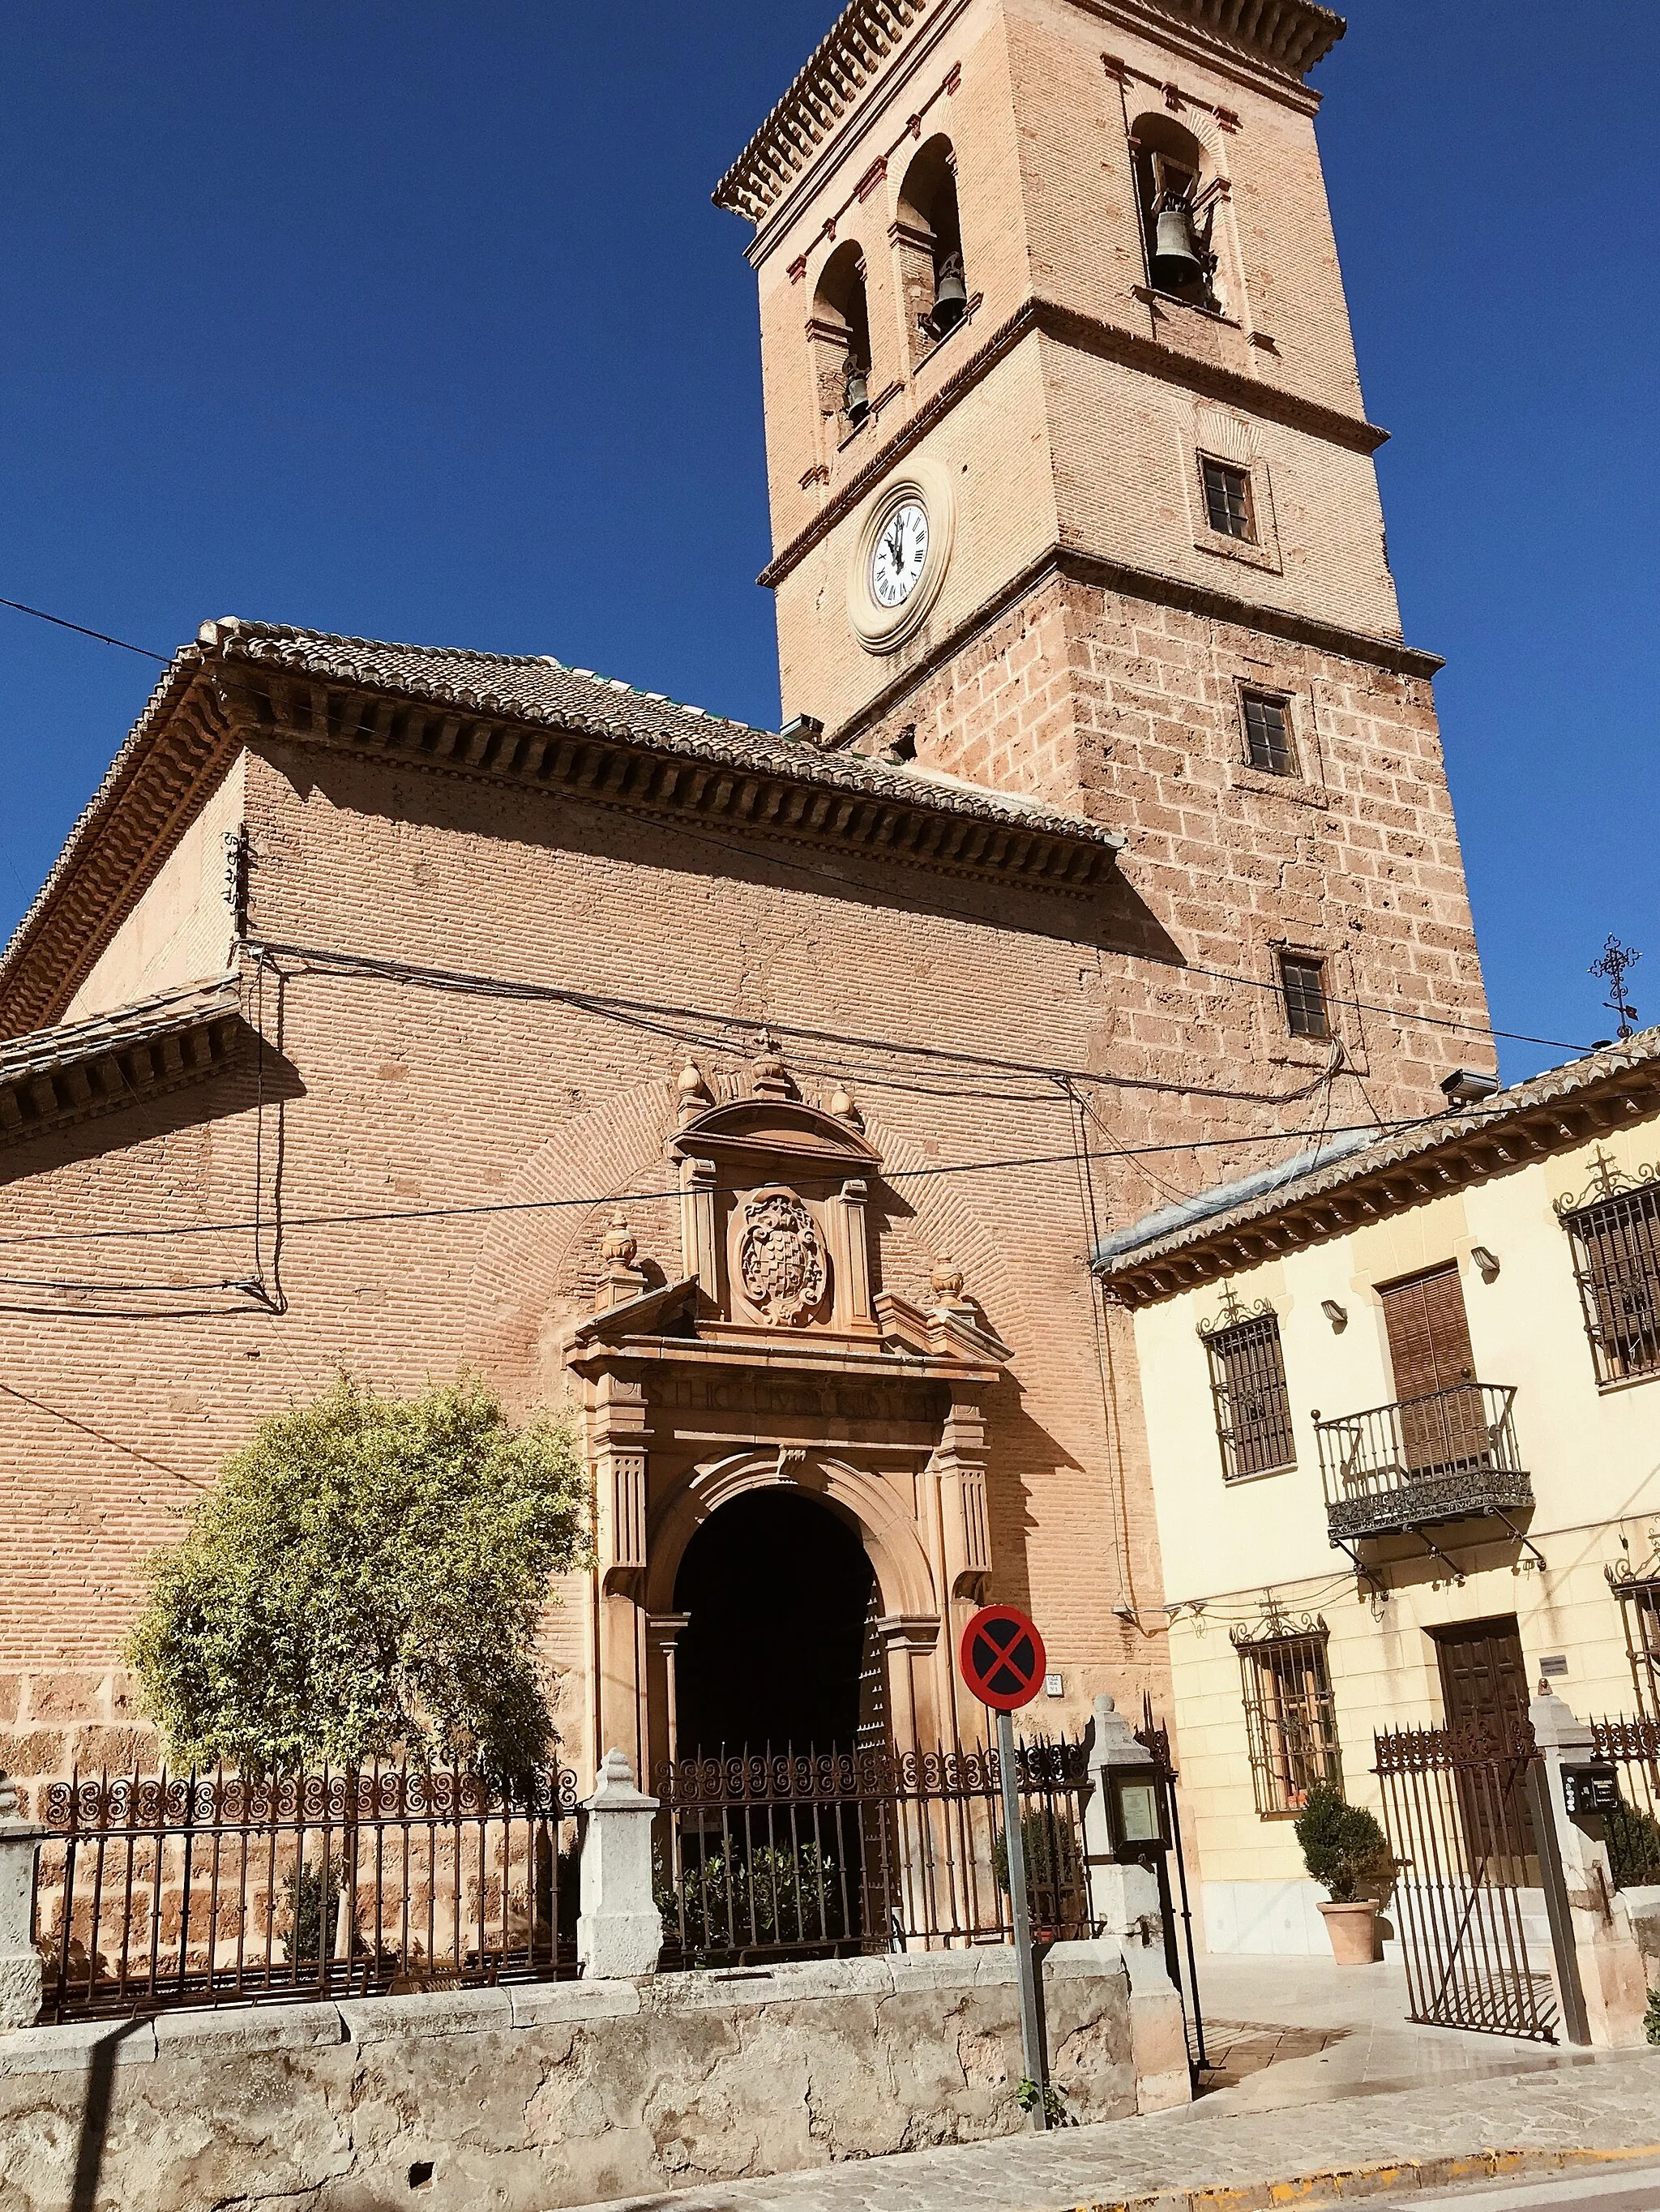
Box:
[0,1937,1176,2212]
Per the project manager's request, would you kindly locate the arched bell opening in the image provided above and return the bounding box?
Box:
[811,239,875,438]
[670,1489,878,1760]
[1129,111,1222,311]
[897,134,968,349]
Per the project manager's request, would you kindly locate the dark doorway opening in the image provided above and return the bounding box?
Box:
[673,1490,876,1758]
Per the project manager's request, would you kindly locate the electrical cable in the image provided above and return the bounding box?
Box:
[0,596,169,662]
[0,1110,1449,1253]
[0,1380,207,1488]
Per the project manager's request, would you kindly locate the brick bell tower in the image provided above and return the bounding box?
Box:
[717,0,1494,1120]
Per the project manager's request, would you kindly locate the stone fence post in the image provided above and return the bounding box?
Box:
[578,1749,662,1979]
[1081,1696,1191,2113]
[0,1776,46,2030]
[1529,1690,1648,2047]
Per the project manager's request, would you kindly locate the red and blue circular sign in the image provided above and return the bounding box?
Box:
[960,1604,1046,1712]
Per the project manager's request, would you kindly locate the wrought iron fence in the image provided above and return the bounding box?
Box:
[1587,1714,1660,1888]
[1375,1717,1555,2042]
[33,1764,581,2022]
[653,1737,1091,1967]
[1316,1383,1529,1539]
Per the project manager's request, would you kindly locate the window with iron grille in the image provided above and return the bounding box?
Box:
[1242,691,1296,777]
[1201,1307,1296,1480]
[1609,1572,1660,1720]
[1200,456,1255,541]
[1559,1174,1660,1386]
[1281,954,1330,1041]
[1232,1617,1341,1816]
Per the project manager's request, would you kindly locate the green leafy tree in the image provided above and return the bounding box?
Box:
[125,1377,590,1777]
[1294,1781,1394,1906]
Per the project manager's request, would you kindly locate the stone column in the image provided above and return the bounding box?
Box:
[578,1750,662,1980]
[647,1614,692,1769]
[0,1778,45,2031]
[1529,1690,1649,2047]
[1082,1696,1191,2114]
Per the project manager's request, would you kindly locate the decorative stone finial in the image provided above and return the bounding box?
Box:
[828,1082,864,1128]
[931,1256,970,1313]
[750,1029,798,1101]
[593,1209,647,1313]
[675,1055,713,1125]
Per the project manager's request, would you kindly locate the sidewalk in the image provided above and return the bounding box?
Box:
[574,1960,1660,2212]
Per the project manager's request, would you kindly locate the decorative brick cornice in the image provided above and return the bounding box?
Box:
[0,657,241,1040]
[0,974,244,1153]
[714,0,1343,229]
[1096,1029,1660,1307]
[0,622,1123,1036]
[759,295,1389,591]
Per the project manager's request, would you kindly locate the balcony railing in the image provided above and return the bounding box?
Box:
[1315,1382,1531,1542]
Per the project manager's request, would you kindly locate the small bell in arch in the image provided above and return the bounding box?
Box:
[844,358,870,425]
[931,252,968,334]
[1149,190,1204,292]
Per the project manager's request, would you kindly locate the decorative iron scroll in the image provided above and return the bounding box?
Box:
[1196,1283,1277,1338]
[43,1762,580,1833]
[1553,1149,1660,1219]
[654,1736,1088,1812]
[1230,1606,1328,1651]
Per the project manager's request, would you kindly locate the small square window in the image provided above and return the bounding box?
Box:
[1281,955,1330,1041]
[1243,692,1296,777]
[1201,456,1256,542]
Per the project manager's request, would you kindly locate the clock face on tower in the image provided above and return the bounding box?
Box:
[870,499,929,609]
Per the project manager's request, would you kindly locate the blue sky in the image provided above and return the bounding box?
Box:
[2,3,1654,1080]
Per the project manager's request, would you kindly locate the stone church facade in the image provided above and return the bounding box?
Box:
[0,0,1490,1803]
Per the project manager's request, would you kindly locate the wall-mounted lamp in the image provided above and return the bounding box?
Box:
[1320,1299,1348,1332]
[1470,1245,1501,1283]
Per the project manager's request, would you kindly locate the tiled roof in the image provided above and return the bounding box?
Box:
[0,973,242,1148]
[0,618,1121,1038]
[207,618,1117,850]
[1096,1025,1660,1301]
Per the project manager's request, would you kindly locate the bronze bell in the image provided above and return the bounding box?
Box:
[1150,194,1204,291]
[931,254,968,333]
[845,361,870,423]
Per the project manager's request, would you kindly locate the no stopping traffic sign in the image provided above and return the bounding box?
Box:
[959,1604,1046,1712]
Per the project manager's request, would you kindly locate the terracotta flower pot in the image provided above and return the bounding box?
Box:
[1318,1898,1380,1966]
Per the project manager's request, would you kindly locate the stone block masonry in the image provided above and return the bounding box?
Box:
[0,1940,1146,2212]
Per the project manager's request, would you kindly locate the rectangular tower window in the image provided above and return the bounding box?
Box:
[1242,692,1296,777]
[1281,955,1330,1041]
[1201,456,1255,541]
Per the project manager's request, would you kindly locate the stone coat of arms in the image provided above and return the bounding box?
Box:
[738,1187,828,1326]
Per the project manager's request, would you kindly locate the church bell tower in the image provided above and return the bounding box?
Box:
[717,0,1492,1119]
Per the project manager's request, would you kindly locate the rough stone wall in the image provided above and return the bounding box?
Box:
[0,1943,1144,2212]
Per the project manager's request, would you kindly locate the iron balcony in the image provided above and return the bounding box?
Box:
[1315,1382,1531,1543]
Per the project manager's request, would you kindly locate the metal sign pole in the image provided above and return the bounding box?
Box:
[997,1705,1048,2130]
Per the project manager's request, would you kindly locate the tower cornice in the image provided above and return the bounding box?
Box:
[714,0,1344,232]
[758,295,1389,593]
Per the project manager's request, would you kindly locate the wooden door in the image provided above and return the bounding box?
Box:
[1433,1616,1536,1870]
[1380,1265,1483,1470]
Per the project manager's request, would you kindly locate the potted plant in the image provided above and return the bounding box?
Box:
[1294,1781,1393,1966]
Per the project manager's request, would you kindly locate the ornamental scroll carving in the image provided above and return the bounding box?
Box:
[738,1187,828,1327]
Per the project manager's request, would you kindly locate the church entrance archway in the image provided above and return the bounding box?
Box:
[671,1490,877,1758]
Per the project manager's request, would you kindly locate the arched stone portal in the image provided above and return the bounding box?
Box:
[671,1490,875,1758]
[564,1038,1012,1783]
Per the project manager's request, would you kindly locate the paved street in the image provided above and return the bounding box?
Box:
[1403,2171,1660,2209]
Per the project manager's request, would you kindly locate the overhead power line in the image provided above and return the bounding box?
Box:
[0,596,169,663]
[0,1113,1440,1251]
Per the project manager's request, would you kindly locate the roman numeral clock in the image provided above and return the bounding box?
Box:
[846,459,956,654]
